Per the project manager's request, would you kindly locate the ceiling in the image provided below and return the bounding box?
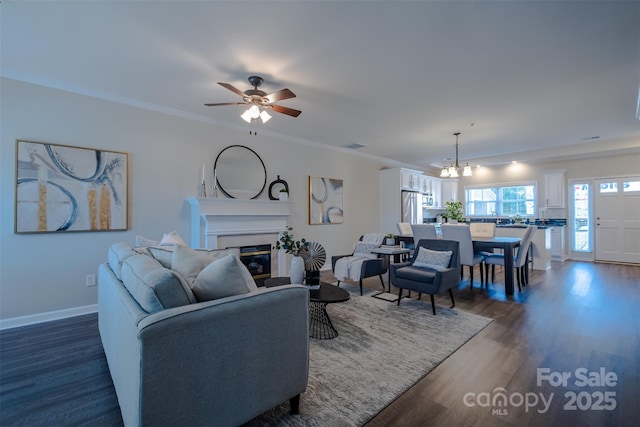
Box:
[2,1,639,172]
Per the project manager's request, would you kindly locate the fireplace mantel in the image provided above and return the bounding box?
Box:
[185,197,291,249]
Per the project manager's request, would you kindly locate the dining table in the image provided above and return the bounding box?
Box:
[472,236,521,295]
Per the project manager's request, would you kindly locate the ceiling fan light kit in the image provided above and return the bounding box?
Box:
[205,75,301,124]
[440,132,472,178]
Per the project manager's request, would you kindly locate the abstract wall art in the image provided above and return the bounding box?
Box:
[15,140,128,233]
[309,176,343,225]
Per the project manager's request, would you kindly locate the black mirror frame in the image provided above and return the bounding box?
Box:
[214,145,267,200]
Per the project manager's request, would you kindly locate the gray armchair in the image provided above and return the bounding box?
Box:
[390,239,460,315]
[331,234,386,296]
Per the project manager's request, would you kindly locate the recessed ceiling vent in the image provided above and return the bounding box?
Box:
[343,143,367,150]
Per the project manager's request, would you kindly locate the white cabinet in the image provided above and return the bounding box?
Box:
[550,226,566,261]
[401,169,422,191]
[419,175,431,194]
[544,170,565,208]
[441,180,458,204]
[431,179,442,208]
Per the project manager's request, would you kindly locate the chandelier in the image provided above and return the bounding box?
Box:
[440,132,472,178]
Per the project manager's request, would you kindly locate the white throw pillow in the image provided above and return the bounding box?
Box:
[412,247,453,272]
[171,245,239,285]
[160,230,188,247]
[135,235,159,247]
[191,254,257,301]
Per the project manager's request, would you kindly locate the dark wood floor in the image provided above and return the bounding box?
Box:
[355,261,640,426]
[1,261,638,426]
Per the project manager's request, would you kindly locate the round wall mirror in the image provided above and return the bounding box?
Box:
[214,145,267,199]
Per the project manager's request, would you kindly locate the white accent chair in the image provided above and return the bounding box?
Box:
[397,222,413,236]
[441,224,485,288]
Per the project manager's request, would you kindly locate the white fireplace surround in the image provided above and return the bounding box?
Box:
[185,197,291,276]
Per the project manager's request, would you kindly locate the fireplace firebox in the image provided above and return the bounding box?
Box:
[236,244,272,287]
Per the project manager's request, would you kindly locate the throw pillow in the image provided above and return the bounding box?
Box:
[191,254,256,301]
[160,230,188,247]
[353,242,380,259]
[171,245,240,285]
[412,247,453,271]
[135,235,159,247]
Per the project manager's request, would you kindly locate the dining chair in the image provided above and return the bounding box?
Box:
[441,224,485,288]
[484,225,536,291]
[396,222,413,236]
[410,224,437,246]
[469,222,496,238]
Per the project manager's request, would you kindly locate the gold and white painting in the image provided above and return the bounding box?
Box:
[309,176,343,225]
[15,140,128,233]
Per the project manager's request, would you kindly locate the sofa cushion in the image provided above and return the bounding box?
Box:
[191,254,257,302]
[395,265,438,283]
[108,242,136,280]
[412,247,452,272]
[171,245,241,285]
[120,254,195,313]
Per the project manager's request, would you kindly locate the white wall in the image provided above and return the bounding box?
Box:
[0,78,390,321]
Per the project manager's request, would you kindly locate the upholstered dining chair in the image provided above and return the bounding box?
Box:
[484,225,536,291]
[469,222,496,238]
[441,224,486,288]
[390,239,460,315]
[396,222,413,236]
[410,224,438,246]
[331,234,386,296]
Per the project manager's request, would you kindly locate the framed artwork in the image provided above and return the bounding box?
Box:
[15,140,128,233]
[309,176,343,224]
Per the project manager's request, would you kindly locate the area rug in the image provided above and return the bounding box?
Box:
[245,283,492,426]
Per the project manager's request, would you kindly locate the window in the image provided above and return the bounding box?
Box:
[623,180,640,192]
[465,183,536,217]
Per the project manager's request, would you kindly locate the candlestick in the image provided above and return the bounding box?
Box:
[202,163,205,182]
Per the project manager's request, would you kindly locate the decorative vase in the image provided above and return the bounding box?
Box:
[279,192,289,201]
[290,255,304,284]
[385,237,395,246]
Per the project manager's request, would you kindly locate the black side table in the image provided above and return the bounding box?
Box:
[264,278,350,339]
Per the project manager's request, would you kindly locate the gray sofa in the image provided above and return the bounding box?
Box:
[98,242,309,426]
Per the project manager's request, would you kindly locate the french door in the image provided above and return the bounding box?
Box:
[594,177,640,264]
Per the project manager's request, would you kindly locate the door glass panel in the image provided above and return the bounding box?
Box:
[573,183,590,252]
[623,181,640,192]
[599,182,618,193]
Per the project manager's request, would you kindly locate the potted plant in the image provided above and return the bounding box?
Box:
[384,233,396,246]
[442,200,464,223]
[275,228,309,284]
[278,188,289,201]
[513,214,524,224]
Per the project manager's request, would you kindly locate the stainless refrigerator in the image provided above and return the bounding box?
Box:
[401,191,423,224]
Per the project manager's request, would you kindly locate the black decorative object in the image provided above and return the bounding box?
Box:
[268,175,289,200]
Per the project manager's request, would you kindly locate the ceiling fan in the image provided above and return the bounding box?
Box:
[204,75,301,123]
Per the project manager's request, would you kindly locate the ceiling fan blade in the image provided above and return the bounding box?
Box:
[265,88,296,103]
[217,82,245,97]
[270,104,302,117]
[204,102,246,107]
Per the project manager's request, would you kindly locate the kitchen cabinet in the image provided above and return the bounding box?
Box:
[431,179,442,208]
[441,179,458,204]
[550,226,566,261]
[543,170,565,208]
[419,175,431,194]
[400,168,422,191]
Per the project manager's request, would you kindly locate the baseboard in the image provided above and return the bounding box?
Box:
[0,304,98,330]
